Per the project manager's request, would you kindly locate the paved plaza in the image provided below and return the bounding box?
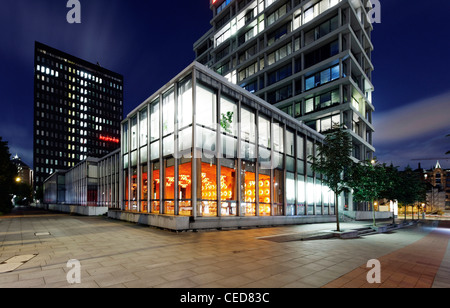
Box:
[1,206,450,289]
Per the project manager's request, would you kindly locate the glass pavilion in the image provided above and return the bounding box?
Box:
[120,62,335,221]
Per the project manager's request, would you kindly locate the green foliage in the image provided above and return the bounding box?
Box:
[348,159,387,204]
[220,112,234,134]
[310,124,352,231]
[347,159,387,226]
[397,166,427,207]
[0,137,17,214]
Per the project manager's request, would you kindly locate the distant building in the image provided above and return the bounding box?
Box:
[33,42,124,191]
[11,154,33,186]
[43,149,120,208]
[422,161,450,211]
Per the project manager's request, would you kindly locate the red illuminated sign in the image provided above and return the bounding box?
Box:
[99,135,120,144]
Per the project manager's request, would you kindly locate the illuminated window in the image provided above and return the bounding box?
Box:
[241,161,256,216]
[259,169,271,216]
[198,158,217,217]
[164,158,175,214]
[220,158,237,216]
[151,162,160,213]
[178,158,192,216]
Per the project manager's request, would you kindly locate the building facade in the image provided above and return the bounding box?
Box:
[119,61,337,228]
[98,149,121,209]
[33,42,124,191]
[423,161,450,211]
[194,0,375,184]
[43,151,120,208]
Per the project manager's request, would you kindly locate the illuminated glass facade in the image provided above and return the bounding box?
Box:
[34,42,123,191]
[120,62,335,219]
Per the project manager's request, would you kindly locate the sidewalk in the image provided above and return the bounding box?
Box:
[0,207,449,288]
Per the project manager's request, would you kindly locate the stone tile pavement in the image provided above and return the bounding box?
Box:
[1,207,449,289]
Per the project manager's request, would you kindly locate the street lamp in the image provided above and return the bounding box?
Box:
[15,177,21,183]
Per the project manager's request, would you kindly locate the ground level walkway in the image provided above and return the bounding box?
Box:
[0,206,449,289]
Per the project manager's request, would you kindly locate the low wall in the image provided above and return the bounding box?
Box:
[345,210,393,221]
[107,211,190,231]
[107,210,336,231]
[35,203,108,216]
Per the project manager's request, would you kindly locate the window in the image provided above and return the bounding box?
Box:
[267,43,292,66]
[241,161,256,216]
[267,84,292,104]
[268,63,292,86]
[122,122,128,153]
[178,158,192,216]
[151,162,160,213]
[198,157,218,216]
[196,83,217,129]
[162,89,174,136]
[272,122,284,153]
[267,23,289,46]
[305,65,340,91]
[131,116,137,150]
[318,114,341,133]
[241,106,257,161]
[164,158,175,214]
[304,40,339,68]
[258,115,271,149]
[220,158,237,216]
[267,4,288,27]
[139,108,148,147]
[178,77,192,129]
[150,99,159,142]
[239,62,258,81]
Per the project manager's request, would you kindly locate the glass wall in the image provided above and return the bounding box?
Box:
[121,68,329,219]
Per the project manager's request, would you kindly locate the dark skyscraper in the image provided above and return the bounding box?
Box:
[33,42,123,190]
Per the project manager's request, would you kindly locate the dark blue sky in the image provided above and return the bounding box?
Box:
[0,0,449,170]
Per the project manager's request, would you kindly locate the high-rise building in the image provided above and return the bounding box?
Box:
[194,0,375,166]
[33,42,124,191]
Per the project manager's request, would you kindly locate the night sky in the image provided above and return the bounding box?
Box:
[0,0,449,171]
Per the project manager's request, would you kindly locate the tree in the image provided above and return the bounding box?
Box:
[310,124,352,232]
[397,166,427,221]
[347,159,387,227]
[0,137,17,214]
[379,163,401,224]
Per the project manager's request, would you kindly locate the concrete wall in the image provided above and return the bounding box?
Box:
[35,203,108,216]
[107,210,336,231]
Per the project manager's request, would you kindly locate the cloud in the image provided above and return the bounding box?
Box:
[373,92,450,169]
[373,91,450,145]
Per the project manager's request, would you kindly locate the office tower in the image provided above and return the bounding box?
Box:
[33,42,123,190]
[194,0,375,165]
